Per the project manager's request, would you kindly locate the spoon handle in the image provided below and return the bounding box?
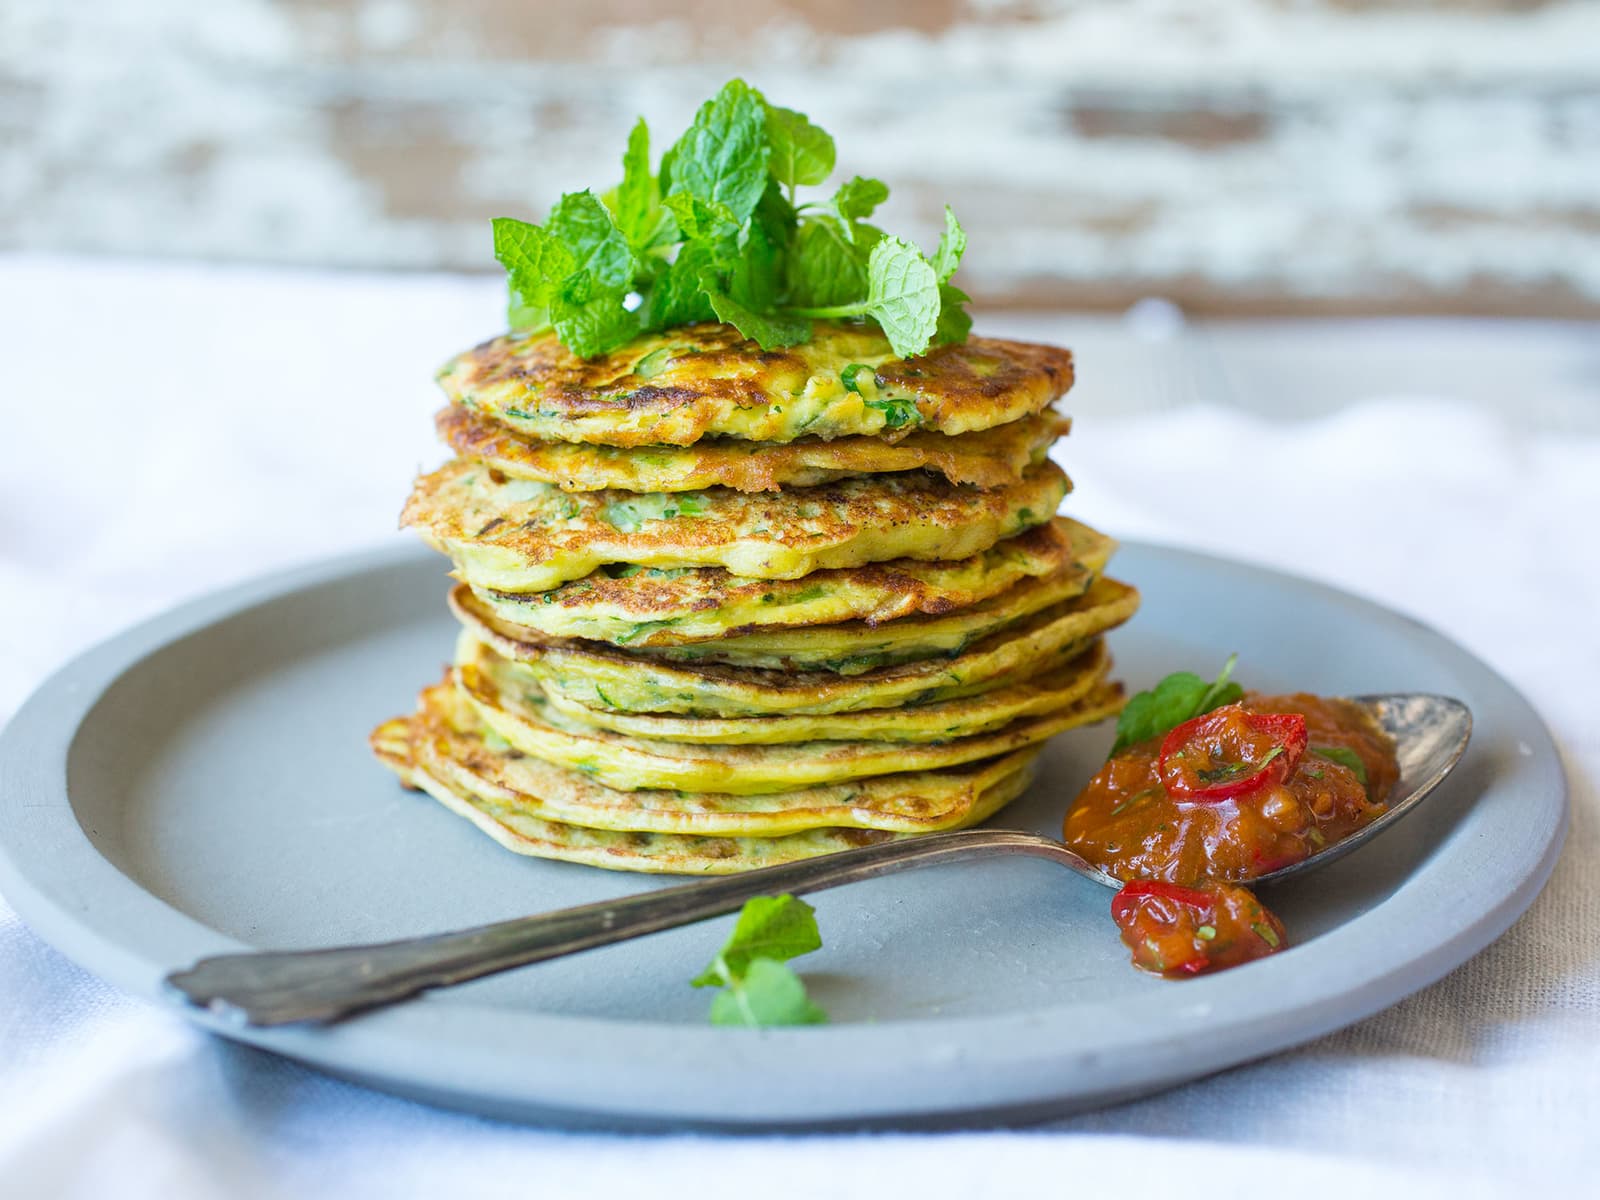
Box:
[165,828,1093,1026]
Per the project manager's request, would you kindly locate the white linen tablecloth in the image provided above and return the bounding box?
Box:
[1,256,1595,1199]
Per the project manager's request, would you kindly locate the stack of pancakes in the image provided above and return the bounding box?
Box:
[374,321,1139,873]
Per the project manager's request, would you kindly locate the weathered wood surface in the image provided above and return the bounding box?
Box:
[3,0,1598,315]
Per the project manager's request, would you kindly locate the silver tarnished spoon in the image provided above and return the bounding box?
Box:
[165,693,1469,1026]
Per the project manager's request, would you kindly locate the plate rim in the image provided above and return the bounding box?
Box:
[0,539,1570,1127]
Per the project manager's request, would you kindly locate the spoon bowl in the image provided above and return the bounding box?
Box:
[1248,693,1471,886]
[166,692,1470,1026]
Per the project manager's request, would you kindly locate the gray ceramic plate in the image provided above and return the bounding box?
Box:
[0,543,1567,1128]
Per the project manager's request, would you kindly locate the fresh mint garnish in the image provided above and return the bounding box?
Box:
[611,118,670,252]
[785,218,868,309]
[931,206,966,283]
[493,79,970,360]
[830,175,890,225]
[692,894,829,1028]
[1109,655,1245,757]
[788,234,943,358]
[547,190,637,290]
[764,104,836,197]
[667,78,771,226]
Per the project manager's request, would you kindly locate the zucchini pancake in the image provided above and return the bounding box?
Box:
[374,80,1140,873]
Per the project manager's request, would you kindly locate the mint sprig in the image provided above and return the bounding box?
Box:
[692,894,829,1028]
[1109,655,1245,757]
[787,235,942,362]
[764,104,836,197]
[611,119,672,253]
[492,79,970,360]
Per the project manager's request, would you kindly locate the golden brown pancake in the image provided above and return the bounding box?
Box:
[374,697,1040,874]
[468,518,1112,648]
[455,633,1125,794]
[380,678,1044,837]
[451,575,1142,717]
[436,320,1075,446]
[402,456,1070,593]
[436,404,1070,493]
[536,641,1112,745]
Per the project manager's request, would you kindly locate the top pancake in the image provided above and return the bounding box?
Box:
[436,320,1074,447]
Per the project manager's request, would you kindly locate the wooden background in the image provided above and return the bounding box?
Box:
[3,0,1598,316]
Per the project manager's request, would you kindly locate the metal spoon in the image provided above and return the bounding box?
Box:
[166,693,1469,1026]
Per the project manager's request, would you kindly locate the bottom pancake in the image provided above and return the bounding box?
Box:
[371,685,1040,873]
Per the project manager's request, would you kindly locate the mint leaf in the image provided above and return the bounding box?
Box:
[647,242,718,328]
[746,180,798,272]
[549,269,639,358]
[507,293,550,331]
[493,217,575,329]
[831,175,890,224]
[727,220,781,313]
[493,200,638,347]
[781,235,942,356]
[933,282,973,346]
[492,217,568,295]
[1196,653,1244,714]
[1311,745,1369,786]
[725,182,794,314]
[785,217,868,308]
[693,893,824,985]
[661,192,740,243]
[725,893,823,974]
[693,894,828,1028]
[700,268,812,350]
[861,235,942,357]
[546,190,636,291]
[932,206,966,283]
[765,103,835,191]
[612,118,672,251]
[667,78,771,225]
[616,119,652,218]
[656,139,678,194]
[1110,655,1244,756]
[708,959,828,1028]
